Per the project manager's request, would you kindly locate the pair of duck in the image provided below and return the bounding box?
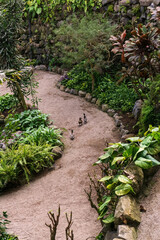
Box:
[70,113,87,140]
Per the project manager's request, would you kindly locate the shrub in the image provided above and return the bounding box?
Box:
[55,13,117,91]
[94,127,160,224]
[19,126,63,147]
[0,144,54,190]
[0,94,17,113]
[63,67,138,112]
[138,74,160,134]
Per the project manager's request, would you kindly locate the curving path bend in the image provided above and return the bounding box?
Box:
[0,70,120,240]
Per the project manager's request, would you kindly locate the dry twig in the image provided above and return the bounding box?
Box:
[45,205,61,240]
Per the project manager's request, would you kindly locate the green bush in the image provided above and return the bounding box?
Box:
[95,126,160,224]
[55,13,117,91]
[138,74,160,134]
[19,126,63,147]
[63,66,138,112]
[0,94,17,113]
[3,110,49,138]
[0,143,54,190]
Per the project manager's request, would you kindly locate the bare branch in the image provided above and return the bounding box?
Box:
[65,212,74,240]
[45,205,61,240]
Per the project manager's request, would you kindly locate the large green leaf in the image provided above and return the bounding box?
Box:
[140,136,153,147]
[133,147,145,161]
[135,156,160,169]
[147,142,160,155]
[118,175,132,184]
[115,183,134,196]
[112,156,125,166]
[135,157,152,169]
[102,214,115,224]
[99,196,111,212]
[99,176,112,182]
[126,137,140,142]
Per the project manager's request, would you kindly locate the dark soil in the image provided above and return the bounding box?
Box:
[118,111,138,134]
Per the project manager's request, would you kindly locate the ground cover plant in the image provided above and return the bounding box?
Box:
[0,94,18,113]
[0,211,18,240]
[0,109,63,191]
[86,126,160,234]
[62,64,138,112]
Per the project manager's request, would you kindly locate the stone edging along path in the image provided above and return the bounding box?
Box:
[56,76,158,240]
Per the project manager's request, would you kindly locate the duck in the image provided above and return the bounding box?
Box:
[78,117,83,126]
[70,129,75,140]
[83,113,87,124]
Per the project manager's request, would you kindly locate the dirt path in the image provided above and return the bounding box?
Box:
[137,169,160,240]
[0,70,120,240]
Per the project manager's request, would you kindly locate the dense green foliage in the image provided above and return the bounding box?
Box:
[0,109,63,191]
[0,94,17,113]
[0,143,54,190]
[0,212,18,240]
[24,0,102,22]
[0,0,23,69]
[138,74,160,134]
[62,64,138,112]
[54,14,117,90]
[19,126,63,147]
[95,126,160,224]
[1,110,49,139]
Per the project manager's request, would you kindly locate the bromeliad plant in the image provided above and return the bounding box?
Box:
[93,127,160,224]
[110,23,160,97]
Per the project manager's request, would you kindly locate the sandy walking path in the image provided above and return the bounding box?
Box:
[0,70,120,240]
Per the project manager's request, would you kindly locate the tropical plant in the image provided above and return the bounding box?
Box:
[0,94,18,113]
[0,0,23,69]
[0,110,49,141]
[110,23,160,97]
[0,143,54,190]
[5,70,39,110]
[19,126,63,147]
[55,14,117,91]
[93,129,160,224]
[62,68,138,112]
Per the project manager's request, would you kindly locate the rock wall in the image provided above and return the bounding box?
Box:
[102,0,160,26]
[19,0,160,65]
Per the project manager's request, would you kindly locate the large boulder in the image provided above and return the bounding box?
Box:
[60,85,66,91]
[102,104,109,112]
[96,99,101,108]
[132,99,143,120]
[51,146,62,160]
[35,65,47,71]
[139,0,152,6]
[114,195,141,225]
[118,225,137,240]
[79,90,86,97]
[70,89,78,95]
[107,109,115,117]
[124,164,144,194]
[85,93,92,102]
